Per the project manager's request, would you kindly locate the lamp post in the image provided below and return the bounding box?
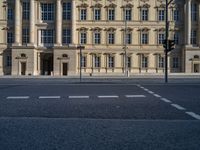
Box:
[123,7,129,77]
[77,45,85,82]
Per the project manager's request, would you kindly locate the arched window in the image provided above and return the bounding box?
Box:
[194,55,199,59]
[21,53,26,58]
[62,54,68,58]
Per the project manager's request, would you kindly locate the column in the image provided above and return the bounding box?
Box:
[71,0,76,44]
[30,0,35,44]
[56,0,62,45]
[187,0,191,45]
[15,0,21,45]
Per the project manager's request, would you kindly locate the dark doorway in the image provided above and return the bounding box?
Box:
[41,53,53,75]
[21,62,26,75]
[194,64,200,73]
[63,63,68,76]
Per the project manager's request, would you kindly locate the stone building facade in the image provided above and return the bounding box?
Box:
[0,0,200,76]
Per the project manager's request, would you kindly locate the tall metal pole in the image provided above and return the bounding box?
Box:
[80,46,82,82]
[124,8,128,77]
[165,0,169,83]
[77,45,85,82]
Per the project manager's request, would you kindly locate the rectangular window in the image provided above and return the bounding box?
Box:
[81,56,86,67]
[63,2,71,20]
[174,32,179,45]
[173,57,179,68]
[94,32,101,44]
[94,9,101,20]
[141,55,148,68]
[80,32,87,44]
[126,33,132,44]
[141,33,148,44]
[7,8,13,20]
[108,33,115,44]
[127,57,131,68]
[158,33,165,44]
[191,30,197,44]
[80,9,87,20]
[125,9,132,20]
[158,10,165,21]
[41,3,54,21]
[173,10,179,21]
[158,56,164,68]
[7,32,13,43]
[191,3,197,21]
[41,29,54,44]
[22,28,30,44]
[94,56,101,68]
[62,29,71,44]
[108,56,114,68]
[142,9,148,21]
[108,9,115,20]
[23,2,30,20]
[6,56,12,67]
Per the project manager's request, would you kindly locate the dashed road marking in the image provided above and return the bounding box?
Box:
[7,96,30,99]
[148,91,154,94]
[153,94,161,98]
[171,104,186,110]
[39,96,61,99]
[160,98,172,103]
[186,112,200,120]
[68,96,89,99]
[98,95,119,98]
[125,95,146,98]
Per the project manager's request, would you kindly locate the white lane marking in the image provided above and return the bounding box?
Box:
[186,112,200,120]
[98,95,119,98]
[148,91,154,94]
[39,96,61,99]
[171,104,186,110]
[7,96,30,99]
[160,98,172,103]
[125,95,146,98]
[153,94,161,98]
[68,96,89,99]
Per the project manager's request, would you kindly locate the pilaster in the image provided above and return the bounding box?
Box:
[56,0,62,45]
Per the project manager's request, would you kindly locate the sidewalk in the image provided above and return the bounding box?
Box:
[0,73,199,79]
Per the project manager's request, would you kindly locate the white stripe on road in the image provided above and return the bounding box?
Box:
[7,96,30,99]
[148,91,154,94]
[186,112,200,120]
[171,104,186,110]
[98,95,119,98]
[153,94,161,98]
[125,95,146,98]
[160,98,172,103]
[39,96,61,99]
[69,96,89,99]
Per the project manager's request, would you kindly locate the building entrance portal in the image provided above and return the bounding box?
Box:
[21,62,26,75]
[41,53,53,75]
[63,63,68,76]
[194,64,200,73]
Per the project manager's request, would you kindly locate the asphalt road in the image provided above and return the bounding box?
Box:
[0,78,200,150]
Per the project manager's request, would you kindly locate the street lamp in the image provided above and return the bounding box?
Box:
[77,45,85,82]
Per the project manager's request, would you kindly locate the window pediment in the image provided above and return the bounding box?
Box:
[138,4,150,9]
[77,3,89,8]
[91,3,103,8]
[105,3,117,8]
